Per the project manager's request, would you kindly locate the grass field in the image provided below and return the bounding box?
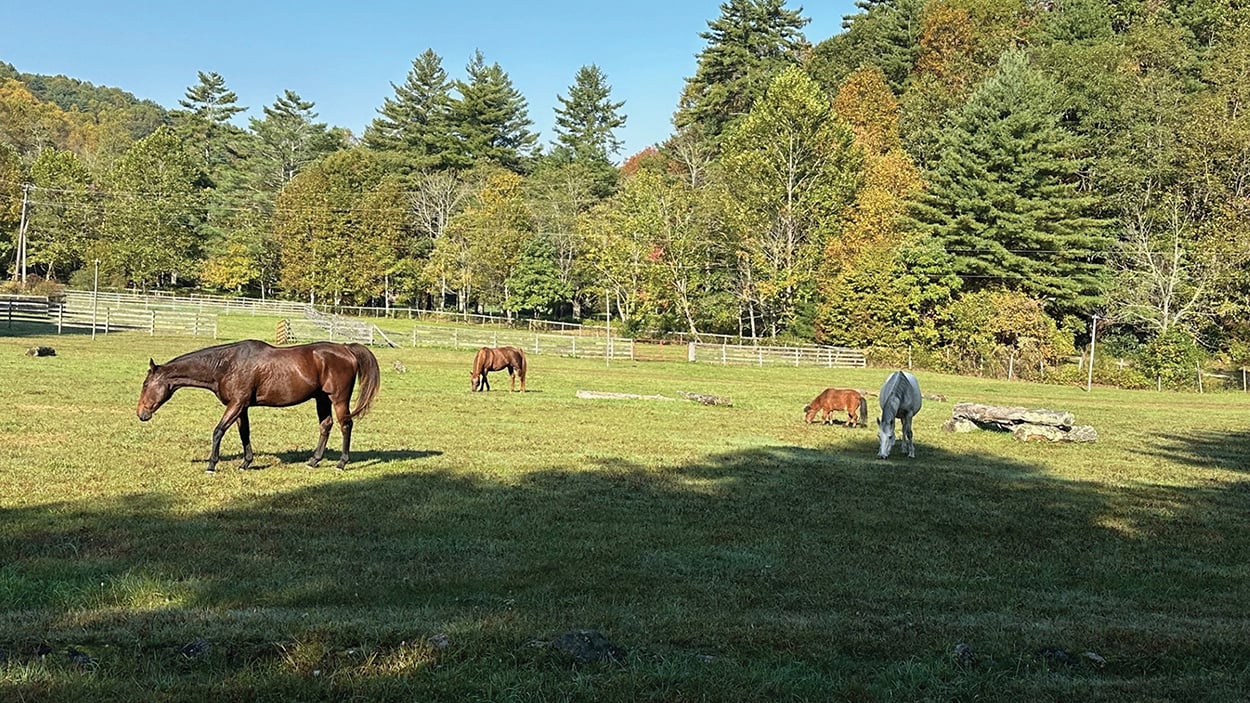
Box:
[2,320,1249,701]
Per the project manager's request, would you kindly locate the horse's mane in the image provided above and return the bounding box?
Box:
[160,340,263,373]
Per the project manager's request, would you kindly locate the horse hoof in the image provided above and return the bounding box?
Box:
[205,467,217,474]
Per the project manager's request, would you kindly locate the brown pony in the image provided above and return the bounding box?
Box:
[803,387,868,427]
[470,346,527,392]
[137,340,380,472]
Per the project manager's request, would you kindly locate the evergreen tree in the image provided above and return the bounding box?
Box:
[451,51,538,173]
[364,49,458,170]
[675,0,811,144]
[909,51,1110,316]
[250,90,341,192]
[175,71,246,173]
[808,0,925,94]
[552,65,627,164]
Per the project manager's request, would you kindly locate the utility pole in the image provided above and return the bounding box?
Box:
[13,183,31,285]
[1086,314,1099,392]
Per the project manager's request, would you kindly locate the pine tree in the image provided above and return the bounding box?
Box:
[175,71,246,172]
[451,51,538,173]
[364,49,457,170]
[910,51,1110,316]
[552,65,627,164]
[250,90,341,191]
[675,0,811,144]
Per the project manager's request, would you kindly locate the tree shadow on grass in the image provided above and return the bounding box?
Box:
[1142,429,1250,473]
[2,440,1248,700]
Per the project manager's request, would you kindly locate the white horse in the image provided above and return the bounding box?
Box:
[877,371,922,459]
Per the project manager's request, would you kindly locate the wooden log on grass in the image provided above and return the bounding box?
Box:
[576,389,733,406]
[677,391,733,407]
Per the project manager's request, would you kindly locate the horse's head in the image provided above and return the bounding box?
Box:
[877,415,895,459]
[137,359,173,421]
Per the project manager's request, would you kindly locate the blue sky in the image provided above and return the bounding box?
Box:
[3,1,857,159]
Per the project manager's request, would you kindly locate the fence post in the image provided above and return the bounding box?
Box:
[722,343,727,366]
[794,348,800,367]
[1197,362,1203,393]
[57,303,63,334]
[534,334,539,354]
[105,308,111,335]
[688,342,696,363]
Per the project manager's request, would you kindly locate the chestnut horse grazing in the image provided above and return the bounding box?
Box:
[470,346,527,392]
[804,387,868,427]
[137,340,380,472]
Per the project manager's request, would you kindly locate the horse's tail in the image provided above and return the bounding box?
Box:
[857,394,868,427]
[347,344,380,419]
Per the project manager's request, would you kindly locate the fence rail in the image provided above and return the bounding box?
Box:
[689,342,866,368]
[3,293,218,337]
[409,324,635,360]
[63,290,311,317]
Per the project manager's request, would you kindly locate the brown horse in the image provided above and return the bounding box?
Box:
[804,387,868,427]
[470,346,527,392]
[137,340,380,472]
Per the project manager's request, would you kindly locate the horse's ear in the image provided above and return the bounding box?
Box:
[148,358,157,373]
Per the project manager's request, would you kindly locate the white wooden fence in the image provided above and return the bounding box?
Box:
[689,341,866,368]
[1,293,218,337]
[409,324,636,360]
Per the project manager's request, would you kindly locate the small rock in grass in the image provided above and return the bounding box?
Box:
[180,638,211,660]
[66,646,96,668]
[1081,650,1107,668]
[953,642,975,668]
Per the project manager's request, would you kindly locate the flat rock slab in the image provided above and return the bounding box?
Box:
[949,402,1074,428]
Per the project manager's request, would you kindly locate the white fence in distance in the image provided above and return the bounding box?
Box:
[64,289,311,317]
[410,324,636,360]
[3,293,218,337]
[689,342,866,368]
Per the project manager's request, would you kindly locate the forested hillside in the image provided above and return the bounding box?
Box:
[2,0,1247,385]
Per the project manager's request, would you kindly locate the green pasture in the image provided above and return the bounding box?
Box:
[1,320,1248,701]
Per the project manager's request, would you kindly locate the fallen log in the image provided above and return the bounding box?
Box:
[677,391,733,407]
[576,389,734,407]
[576,390,678,402]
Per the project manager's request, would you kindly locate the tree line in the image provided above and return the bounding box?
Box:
[2,0,1248,386]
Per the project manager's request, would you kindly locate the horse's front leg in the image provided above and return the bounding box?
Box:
[333,398,354,470]
[902,414,915,458]
[209,403,247,473]
[308,395,333,467]
[237,408,255,470]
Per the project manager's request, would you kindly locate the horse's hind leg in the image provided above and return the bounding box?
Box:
[902,414,916,458]
[308,394,333,467]
[237,408,254,470]
[333,397,354,470]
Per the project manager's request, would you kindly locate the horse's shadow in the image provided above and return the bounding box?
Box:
[197,449,443,471]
